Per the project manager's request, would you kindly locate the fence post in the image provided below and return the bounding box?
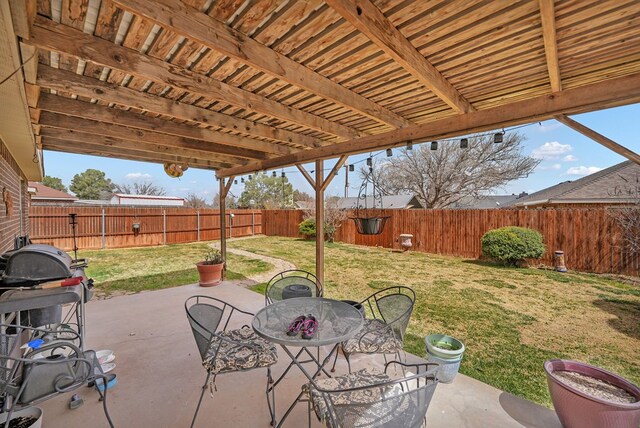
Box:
[101,208,106,249]
[252,209,255,236]
[163,209,166,245]
[197,210,200,241]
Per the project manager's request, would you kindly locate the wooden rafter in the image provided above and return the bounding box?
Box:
[554,115,640,165]
[39,127,246,167]
[37,111,267,161]
[296,164,315,188]
[113,0,411,129]
[27,17,361,139]
[37,93,292,156]
[41,138,224,170]
[327,0,474,114]
[539,0,562,92]
[36,66,321,149]
[217,71,640,177]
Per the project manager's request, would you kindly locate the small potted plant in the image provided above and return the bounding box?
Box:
[196,249,224,287]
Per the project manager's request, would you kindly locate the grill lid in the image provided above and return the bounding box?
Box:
[1,244,73,285]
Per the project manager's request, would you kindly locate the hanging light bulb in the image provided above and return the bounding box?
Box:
[494,132,504,143]
[386,148,393,157]
[272,171,276,177]
[460,138,469,149]
[431,141,438,150]
[281,171,285,178]
[349,164,354,172]
[406,140,413,150]
[234,179,238,184]
[366,157,372,166]
[241,177,245,183]
[248,175,252,180]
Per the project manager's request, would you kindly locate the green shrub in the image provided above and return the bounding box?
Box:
[481,226,545,266]
[298,218,316,237]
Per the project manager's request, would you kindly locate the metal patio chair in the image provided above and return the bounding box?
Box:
[307,361,438,428]
[332,286,416,373]
[185,295,277,428]
[0,324,114,428]
[265,269,322,305]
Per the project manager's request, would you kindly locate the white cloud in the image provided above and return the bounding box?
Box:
[562,155,577,162]
[539,163,562,171]
[532,142,573,160]
[566,166,604,176]
[125,172,152,180]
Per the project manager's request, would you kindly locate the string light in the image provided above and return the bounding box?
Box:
[406,141,413,150]
[494,132,504,143]
[460,138,468,149]
[431,141,438,150]
[386,148,393,157]
[281,171,285,178]
[366,157,372,166]
[349,164,354,172]
[241,177,245,183]
[234,179,238,184]
[248,175,252,180]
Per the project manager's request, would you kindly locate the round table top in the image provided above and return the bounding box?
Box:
[252,297,363,347]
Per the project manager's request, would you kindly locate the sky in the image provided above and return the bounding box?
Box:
[41,104,640,203]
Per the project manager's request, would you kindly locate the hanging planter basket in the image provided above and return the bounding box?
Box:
[351,216,389,235]
[351,162,389,235]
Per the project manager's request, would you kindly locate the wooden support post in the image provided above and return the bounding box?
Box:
[219,177,227,279]
[315,160,324,288]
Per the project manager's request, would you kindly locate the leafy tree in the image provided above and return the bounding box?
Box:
[42,176,67,192]
[114,181,166,196]
[364,132,539,208]
[212,192,238,209]
[185,193,210,208]
[237,173,294,208]
[293,189,313,203]
[69,169,114,200]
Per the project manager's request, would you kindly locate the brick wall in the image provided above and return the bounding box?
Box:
[0,138,29,254]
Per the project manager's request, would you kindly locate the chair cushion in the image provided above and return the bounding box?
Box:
[203,327,277,374]
[305,368,392,426]
[342,319,403,354]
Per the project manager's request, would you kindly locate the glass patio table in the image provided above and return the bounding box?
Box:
[252,297,363,427]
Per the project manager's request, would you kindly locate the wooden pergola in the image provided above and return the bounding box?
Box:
[3,0,640,285]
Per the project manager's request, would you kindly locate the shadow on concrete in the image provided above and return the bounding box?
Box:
[593,298,640,340]
[498,392,561,428]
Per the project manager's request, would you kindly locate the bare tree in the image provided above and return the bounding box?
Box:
[303,197,348,242]
[362,132,539,208]
[212,192,238,209]
[609,181,640,258]
[114,181,166,196]
[184,193,210,208]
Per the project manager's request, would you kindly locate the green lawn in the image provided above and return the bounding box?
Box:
[227,236,640,408]
[78,242,272,295]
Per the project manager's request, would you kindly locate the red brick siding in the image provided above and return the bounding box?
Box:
[0,139,29,253]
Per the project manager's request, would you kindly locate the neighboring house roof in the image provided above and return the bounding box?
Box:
[452,194,524,209]
[508,161,639,207]
[111,194,184,201]
[337,195,423,209]
[74,199,111,205]
[28,182,77,202]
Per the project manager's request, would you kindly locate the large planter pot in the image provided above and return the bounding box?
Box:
[0,407,43,428]
[196,262,224,287]
[425,334,465,384]
[544,359,640,428]
[351,217,389,235]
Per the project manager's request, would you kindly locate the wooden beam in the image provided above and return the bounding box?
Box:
[28,18,361,139]
[327,0,474,114]
[217,71,640,177]
[42,138,222,170]
[37,66,321,149]
[554,114,640,165]
[222,178,234,199]
[539,0,562,92]
[39,128,244,167]
[37,93,291,156]
[296,164,315,188]
[315,159,324,288]
[38,111,268,161]
[113,0,411,129]
[23,82,39,108]
[19,43,37,84]
[321,155,348,192]
[219,177,227,277]
[8,0,35,39]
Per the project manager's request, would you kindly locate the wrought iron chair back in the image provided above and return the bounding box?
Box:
[265,269,322,305]
[362,286,416,342]
[311,361,438,428]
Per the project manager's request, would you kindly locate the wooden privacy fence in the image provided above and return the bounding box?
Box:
[29,206,262,250]
[262,208,639,276]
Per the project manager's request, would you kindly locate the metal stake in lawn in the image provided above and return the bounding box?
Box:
[69,213,79,260]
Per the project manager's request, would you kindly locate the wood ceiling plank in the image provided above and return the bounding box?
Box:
[217,70,640,177]
[539,0,562,92]
[113,0,411,129]
[327,0,474,114]
[38,111,269,161]
[37,93,292,155]
[29,16,359,139]
[36,66,321,148]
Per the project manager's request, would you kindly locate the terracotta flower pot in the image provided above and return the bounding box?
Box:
[544,359,640,428]
[196,262,224,287]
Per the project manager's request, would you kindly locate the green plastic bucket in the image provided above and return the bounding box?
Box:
[425,334,465,360]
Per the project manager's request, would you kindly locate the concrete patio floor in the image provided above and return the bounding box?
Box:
[39,281,561,428]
